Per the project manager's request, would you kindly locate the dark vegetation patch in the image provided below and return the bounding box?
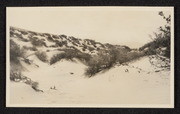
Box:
[10,40,26,64]
[85,48,145,77]
[35,51,48,62]
[50,49,91,65]
[23,46,37,51]
[28,31,38,36]
[9,39,41,91]
[10,70,42,92]
[55,40,67,47]
[10,31,29,42]
[88,46,95,52]
[52,35,59,39]
[59,34,67,39]
[30,37,47,47]
[139,11,171,58]
[47,36,55,42]
[21,31,28,35]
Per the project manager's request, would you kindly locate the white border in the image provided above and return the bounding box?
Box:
[6,6,174,108]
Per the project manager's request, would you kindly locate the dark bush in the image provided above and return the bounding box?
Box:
[50,53,66,65]
[31,81,39,90]
[88,46,95,52]
[10,40,26,63]
[52,35,59,39]
[50,49,91,65]
[85,49,116,77]
[10,31,14,37]
[30,37,47,47]
[21,31,28,35]
[55,40,64,47]
[85,48,144,77]
[28,31,38,36]
[10,71,22,81]
[43,33,51,37]
[82,48,86,51]
[35,51,48,62]
[59,34,67,39]
[72,42,78,46]
[139,11,171,58]
[76,52,91,62]
[47,36,55,42]
[23,46,37,51]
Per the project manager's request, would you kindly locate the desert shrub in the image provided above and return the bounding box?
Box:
[10,69,27,82]
[54,40,64,47]
[47,36,55,42]
[85,65,101,76]
[10,26,15,32]
[76,52,91,62]
[43,33,51,37]
[13,32,29,42]
[21,38,29,42]
[49,45,57,48]
[62,41,68,46]
[30,37,47,47]
[10,40,26,63]
[139,11,171,58]
[93,45,97,48]
[82,44,87,50]
[85,39,96,46]
[28,31,38,36]
[126,51,144,61]
[105,43,114,48]
[82,48,86,51]
[62,49,91,62]
[122,46,131,52]
[85,56,111,77]
[50,49,91,65]
[85,49,117,77]
[59,34,67,39]
[21,31,28,35]
[31,81,39,89]
[10,71,22,81]
[87,41,90,45]
[85,48,145,77]
[35,51,48,62]
[97,48,100,51]
[50,53,66,65]
[24,58,32,64]
[10,31,14,37]
[115,50,144,64]
[88,46,95,52]
[31,46,38,51]
[72,42,78,46]
[10,69,41,92]
[52,35,59,39]
[13,32,21,38]
[22,46,37,51]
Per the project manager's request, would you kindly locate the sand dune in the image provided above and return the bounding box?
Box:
[9,56,171,107]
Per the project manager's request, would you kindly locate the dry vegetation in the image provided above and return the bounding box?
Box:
[139,11,171,58]
[10,40,26,64]
[50,49,91,65]
[35,51,48,62]
[85,48,145,77]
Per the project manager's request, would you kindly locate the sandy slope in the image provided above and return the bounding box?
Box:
[9,56,171,106]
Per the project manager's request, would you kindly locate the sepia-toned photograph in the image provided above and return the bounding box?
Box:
[6,7,174,108]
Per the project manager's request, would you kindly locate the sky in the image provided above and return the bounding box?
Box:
[7,7,173,48]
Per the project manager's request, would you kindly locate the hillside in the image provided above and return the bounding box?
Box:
[10,56,170,105]
[8,26,171,106]
[10,26,130,56]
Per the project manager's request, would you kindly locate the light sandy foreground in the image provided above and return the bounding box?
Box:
[8,56,171,107]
